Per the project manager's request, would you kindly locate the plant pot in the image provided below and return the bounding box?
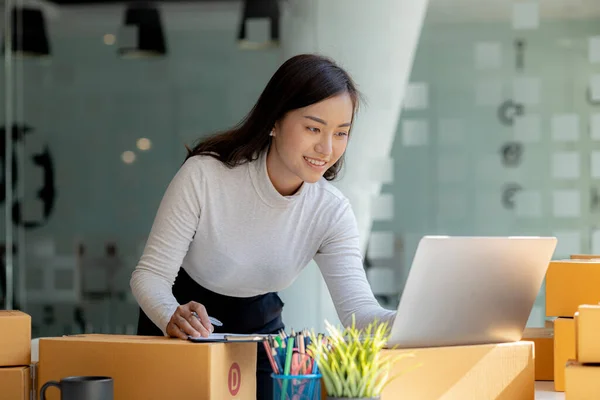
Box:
[326,397,381,400]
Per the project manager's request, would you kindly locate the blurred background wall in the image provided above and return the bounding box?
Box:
[1,0,599,337]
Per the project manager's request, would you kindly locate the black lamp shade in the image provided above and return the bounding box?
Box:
[119,4,167,57]
[3,8,50,57]
[238,0,280,42]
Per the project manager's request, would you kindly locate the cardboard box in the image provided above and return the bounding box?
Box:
[380,341,534,400]
[570,254,600,260]
[565,360,600,398]
[31,362,38,400]
[0,310,31,367]
[523,327,554,380]
[575,305,600,363]
[38,334,257,400]
[555,318,576,392]
[0,366,31,400]
[546,260,600,317]
[575,312,579,361]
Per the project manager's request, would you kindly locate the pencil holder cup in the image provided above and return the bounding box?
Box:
[272,373,322,400]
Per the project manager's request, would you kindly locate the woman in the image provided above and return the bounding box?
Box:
[131,53,396,399]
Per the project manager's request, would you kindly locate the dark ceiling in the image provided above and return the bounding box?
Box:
[46,0,241,5]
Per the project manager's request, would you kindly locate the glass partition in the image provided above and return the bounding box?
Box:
[376,1,600,325]
[2,0,599,335]
[1,2,281,336]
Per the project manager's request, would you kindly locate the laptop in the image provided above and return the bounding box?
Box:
[386,235,557,348]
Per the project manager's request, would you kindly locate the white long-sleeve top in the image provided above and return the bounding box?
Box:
[130,149,395,334]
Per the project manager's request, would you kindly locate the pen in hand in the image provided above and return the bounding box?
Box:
[167,301,218,339]
[192,311,223,327]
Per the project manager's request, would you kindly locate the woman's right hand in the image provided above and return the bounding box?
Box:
[166,301,214,339]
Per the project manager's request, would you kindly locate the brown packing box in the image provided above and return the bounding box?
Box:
[31,362,38,400]
[522,327,554,381]
[575,305,600,363]
[554,318,576,392]
[575,312,579,361]
[0,366,31,400]
[570,254,600,260]
[546,260,600,317]
[565,360,600,398]
[0,310,31,366]
[380,341,534,400]
[38,334,257,400]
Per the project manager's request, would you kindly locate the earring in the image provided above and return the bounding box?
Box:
[269,130,275,137]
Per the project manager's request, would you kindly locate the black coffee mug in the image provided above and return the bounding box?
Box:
[40,376,114,400]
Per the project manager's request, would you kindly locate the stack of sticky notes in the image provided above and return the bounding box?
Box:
[565,305,600,398]
[545,258,600,392]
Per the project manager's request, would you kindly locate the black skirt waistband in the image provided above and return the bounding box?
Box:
[137,267,285,336]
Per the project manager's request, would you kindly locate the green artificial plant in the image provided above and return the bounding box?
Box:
[307,316,421,398]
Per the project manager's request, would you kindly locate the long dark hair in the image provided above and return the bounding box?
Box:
[185,53,361,181]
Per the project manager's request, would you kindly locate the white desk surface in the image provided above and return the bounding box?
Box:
[535,382,564,399]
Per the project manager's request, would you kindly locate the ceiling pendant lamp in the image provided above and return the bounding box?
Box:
[118,3,167,58]
[2,7,51,58]
[237,0,280,50]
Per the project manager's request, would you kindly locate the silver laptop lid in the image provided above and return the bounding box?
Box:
[387,236,557,348]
